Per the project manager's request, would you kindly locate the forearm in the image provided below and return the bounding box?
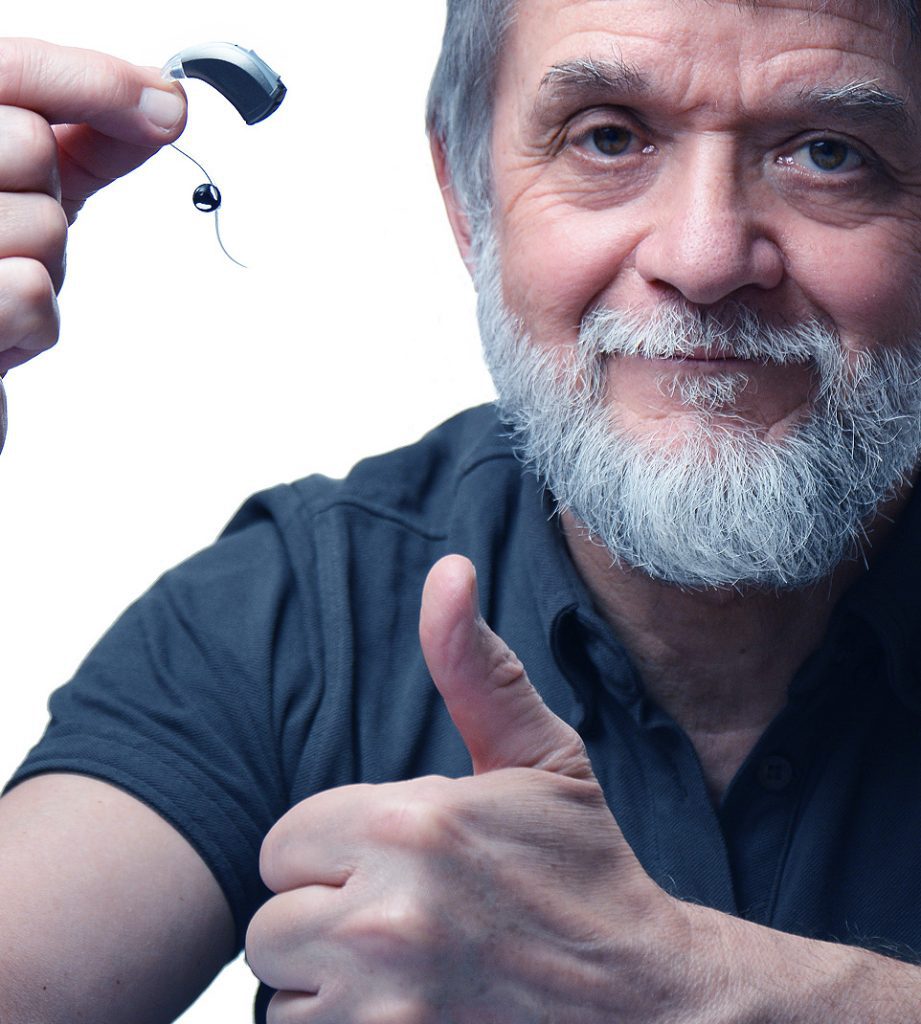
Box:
[682,902,921,1024]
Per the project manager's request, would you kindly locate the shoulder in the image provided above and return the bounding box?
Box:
[222,403,518,547]
[146,402,533,677]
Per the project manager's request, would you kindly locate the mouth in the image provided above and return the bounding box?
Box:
[681,347,739,362]
[638,350,760,370]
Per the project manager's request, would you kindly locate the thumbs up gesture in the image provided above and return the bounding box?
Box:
[247,556,712,1022]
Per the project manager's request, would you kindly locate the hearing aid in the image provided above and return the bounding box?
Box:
[161,42,287,266]
[161,42,286,124]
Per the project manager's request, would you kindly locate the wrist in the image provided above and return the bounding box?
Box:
[677,900,910,1024]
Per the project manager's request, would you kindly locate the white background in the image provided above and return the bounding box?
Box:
[0,3,493,1020]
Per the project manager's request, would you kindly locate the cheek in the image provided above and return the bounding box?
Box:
[497,196,643,348]
[788,220,921,348]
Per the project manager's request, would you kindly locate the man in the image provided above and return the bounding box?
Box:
[3,0,921,1021]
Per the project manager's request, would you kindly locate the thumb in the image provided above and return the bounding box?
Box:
[0,39,189,222]
[420,555,595,780]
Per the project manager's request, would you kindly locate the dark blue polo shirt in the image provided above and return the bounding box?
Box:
[5,403,921,1021]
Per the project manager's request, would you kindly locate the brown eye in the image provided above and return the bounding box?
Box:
[809,140,850,171]
[783,137,864,174]
[590,126,633,156]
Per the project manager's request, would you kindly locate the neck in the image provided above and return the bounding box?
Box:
[561,483,913,798]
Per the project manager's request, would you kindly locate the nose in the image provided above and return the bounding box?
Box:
[633,141,784,305]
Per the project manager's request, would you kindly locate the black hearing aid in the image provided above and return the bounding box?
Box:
[161,42,286,124]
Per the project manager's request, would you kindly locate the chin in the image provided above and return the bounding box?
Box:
[612,406,798,459]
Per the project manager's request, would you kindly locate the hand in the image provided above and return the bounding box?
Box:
[246,556,705,1023]
[0,39,187,451]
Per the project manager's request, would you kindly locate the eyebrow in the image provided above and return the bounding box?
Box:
[536,61,909,132]
[535,61,912,136]
[796,80,912,133]
[538,57,648,101]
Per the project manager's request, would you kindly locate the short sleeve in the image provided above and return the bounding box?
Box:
[2,497,314,953]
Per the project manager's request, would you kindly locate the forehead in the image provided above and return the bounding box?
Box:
[497,0,918,112]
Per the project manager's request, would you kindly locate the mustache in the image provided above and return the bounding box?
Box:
[579,302,839,366]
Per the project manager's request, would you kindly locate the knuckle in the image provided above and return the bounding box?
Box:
[554,736,596,780]
[483,638,528,691]
[19,108,58,173]
[90,52,137,106]
[257,796,321,890]
[244,904,270,975]
[0,194,68,278]
[342,894,444,956]
[0,39,30,104]
[0,104,58,171]
[382,894,429,936]
[266,990,309,1024]
[371,787,455,851]
[357,997,434,1024]
[66,51,138,114]
[259,792,333,890]
[245,897,300,982]
[8,257,54,310]
[247,897,295,954]
[33,193,68,251]
[258,823,284,890]
[380,893,441,947]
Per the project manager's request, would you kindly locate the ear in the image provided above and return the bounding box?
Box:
[430,133,476,277]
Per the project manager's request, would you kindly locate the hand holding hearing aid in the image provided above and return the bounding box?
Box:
[0,38,284,454]
[0,38,187,453]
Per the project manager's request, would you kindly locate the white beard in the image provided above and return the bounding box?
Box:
[474,232,921,591]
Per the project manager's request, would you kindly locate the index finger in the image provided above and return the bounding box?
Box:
[0,37,186,145]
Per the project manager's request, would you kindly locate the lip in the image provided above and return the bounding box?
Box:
[645,351,756,368]
[677,348,741,362]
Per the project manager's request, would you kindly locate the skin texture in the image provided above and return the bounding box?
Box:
[248,3,921,1021]
[490,0,921,425]
[0,773,236,1023]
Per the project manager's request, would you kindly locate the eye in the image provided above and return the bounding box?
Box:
[784,137,865,174]
[585,125,636,157]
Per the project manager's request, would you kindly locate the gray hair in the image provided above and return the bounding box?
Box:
[426,0,516,239]
[425,0,918,234]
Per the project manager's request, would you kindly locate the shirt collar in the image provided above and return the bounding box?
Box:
[468,408,921,715]
[513,475,647,720]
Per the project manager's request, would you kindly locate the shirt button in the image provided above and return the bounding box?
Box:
[757,755,794,792]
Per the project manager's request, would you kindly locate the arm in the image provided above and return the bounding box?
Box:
[0,772,236,1024]
[683,904,921,1023]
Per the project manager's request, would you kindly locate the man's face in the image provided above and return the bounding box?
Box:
[488,0,921,450]
[467,0,921,589]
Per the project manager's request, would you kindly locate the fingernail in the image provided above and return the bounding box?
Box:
[138,87,184,131]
